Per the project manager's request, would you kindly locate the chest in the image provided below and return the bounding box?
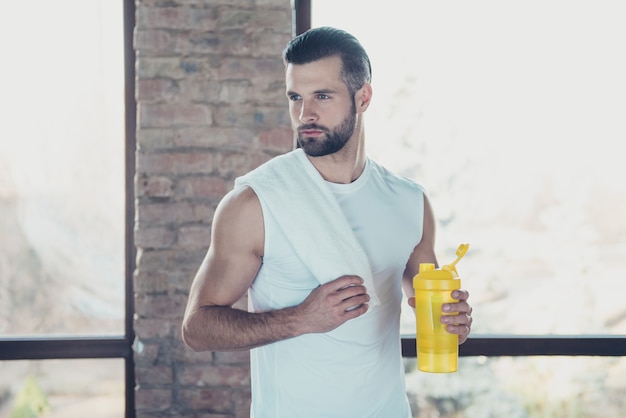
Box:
[251,183,423,310]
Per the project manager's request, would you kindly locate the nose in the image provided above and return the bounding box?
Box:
[298,99,318,124]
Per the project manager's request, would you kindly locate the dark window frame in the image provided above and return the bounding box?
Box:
[0,1,136,417]
[295,0,626,359]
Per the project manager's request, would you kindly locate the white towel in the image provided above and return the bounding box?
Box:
[234,148,380,307]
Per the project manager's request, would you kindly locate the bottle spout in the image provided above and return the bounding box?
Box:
[441,243,470,276]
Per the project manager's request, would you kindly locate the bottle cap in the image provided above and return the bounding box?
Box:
[419,263,436,273]
[441,243,470,276]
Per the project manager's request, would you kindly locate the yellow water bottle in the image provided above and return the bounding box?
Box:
[413,243,469,373]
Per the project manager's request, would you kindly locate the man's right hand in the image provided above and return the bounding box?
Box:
[294,275,370,334]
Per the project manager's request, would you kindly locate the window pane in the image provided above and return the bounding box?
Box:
[0,1,125,335]
[0,359,124,418]
[404,356,626,417]
[313,1,626,335]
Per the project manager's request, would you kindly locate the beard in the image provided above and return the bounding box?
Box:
[296,105,357,157]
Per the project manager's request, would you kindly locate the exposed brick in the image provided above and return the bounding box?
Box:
[137,79,180,102]
[250,79,287,107]
[178,364,251,387]
[135,388,172,412]
[137,128,177,151]
[180,79,221,103]
[252,29,291,58]
[136,365,174,386]
[135,318,176,340]
[139,0,255,10]
[137,7,218,31]
[214,105,288,128]
[247,9,291,33]
[219,80,251,104]
[137,57,186,79]
[136,249,206,275]
[135,225,177,249]
[218,57,284,81]
[135,269,195,295]
[197,413,232,418]
[136,152,214,175]
[175,346,214,364]
[178,413,230,418]
[137,56,217,80]
[218,10,255,30]
[257,0,291,7]
[134,1,292,415]
[136,202,196,226]
[216,31,253,56]
[233,389,252,418]
[135,293,188,319]
[213,351,251,365]
[133,270,170,293]
[177,225,211,249]
[139,103,213,128]
[136,174,174,198]
[210,152,253,178]
[135,29,175,53]
[190,203,217,225]
[174,31,220,55]
[259,127,293,151]
[178,388,233,412]
[235,406,251,418]
[134,342,161,366]
[177,176,229,199]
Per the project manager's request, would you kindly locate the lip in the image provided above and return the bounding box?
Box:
[299,129,325,136]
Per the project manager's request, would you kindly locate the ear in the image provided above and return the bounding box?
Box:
[355,83,373,113]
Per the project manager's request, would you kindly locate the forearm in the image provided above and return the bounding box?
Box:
[182,305,303,352]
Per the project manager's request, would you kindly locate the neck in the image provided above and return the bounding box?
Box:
[304,120,366,184]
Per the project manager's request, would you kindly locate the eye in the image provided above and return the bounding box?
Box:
[316,94,331,100]
[288,94,302,102]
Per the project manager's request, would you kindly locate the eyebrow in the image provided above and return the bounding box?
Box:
[286,88,339,97]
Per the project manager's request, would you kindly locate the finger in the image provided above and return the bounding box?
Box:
[446,323,471,337]
[407,297,416,308]
[441,312,472,326]
[340,293,370,311]
[336,284,368,301]
[329,275,364,290]
[343,301,369,318]
[442,301,471,314]
[451,289,469,301]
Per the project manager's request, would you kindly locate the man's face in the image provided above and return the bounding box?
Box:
[285,56,357,157]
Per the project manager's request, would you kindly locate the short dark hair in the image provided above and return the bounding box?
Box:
[282,26,372,95]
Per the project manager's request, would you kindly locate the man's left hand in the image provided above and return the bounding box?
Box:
[408,289,473,345]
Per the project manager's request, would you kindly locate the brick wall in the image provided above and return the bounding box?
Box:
[133,1,293,416]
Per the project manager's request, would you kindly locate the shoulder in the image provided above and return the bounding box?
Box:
[216,186,262,220]
[212,186,264,257]
[368,158,426,195]
[220,185,260,209]
[234,150,302,188]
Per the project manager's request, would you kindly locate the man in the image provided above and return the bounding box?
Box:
[182,27,473,417]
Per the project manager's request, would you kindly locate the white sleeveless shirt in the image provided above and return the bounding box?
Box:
[249,158,424,418]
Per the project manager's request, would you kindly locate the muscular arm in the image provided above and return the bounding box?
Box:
[182,187,369,352]
[402,193,473,344]
[402,193,438,297]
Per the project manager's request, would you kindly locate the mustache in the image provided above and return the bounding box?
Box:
[298,124,329,133]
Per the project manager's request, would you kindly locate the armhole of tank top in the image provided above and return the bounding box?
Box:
[418,186,426,242]
[255,193,269,261]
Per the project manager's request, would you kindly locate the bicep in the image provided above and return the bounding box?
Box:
[187,187,264,311]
